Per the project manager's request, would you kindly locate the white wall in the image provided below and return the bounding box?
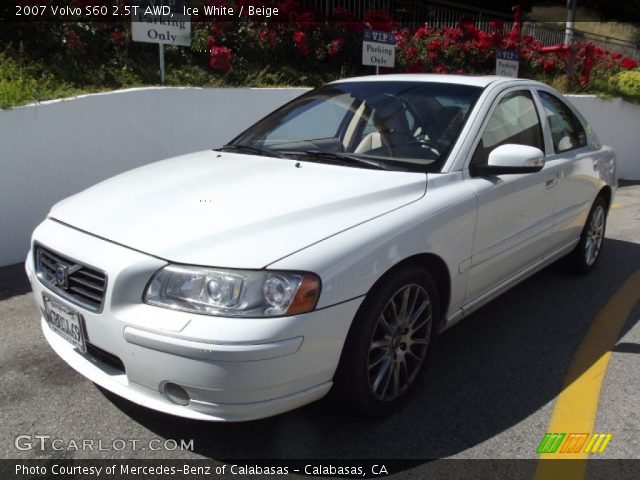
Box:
[566,95,640,180]
[0,87,308,267]
[1,88,638,267]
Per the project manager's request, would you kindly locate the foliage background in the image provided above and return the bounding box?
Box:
[1,0,639,109]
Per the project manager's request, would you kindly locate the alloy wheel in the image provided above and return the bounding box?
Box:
[367,284,432,402]
[585,205,605,266]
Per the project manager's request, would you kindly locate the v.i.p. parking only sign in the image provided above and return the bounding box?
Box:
[362,30,396,73]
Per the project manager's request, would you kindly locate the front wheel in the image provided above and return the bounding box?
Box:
[332,266,439,417]
[567,196,608,274]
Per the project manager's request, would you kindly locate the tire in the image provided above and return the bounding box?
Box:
[567,196,608,274]
[332,266,439,417]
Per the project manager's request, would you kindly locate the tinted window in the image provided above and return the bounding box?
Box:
[539,91,587,153]
[472,90,544,165]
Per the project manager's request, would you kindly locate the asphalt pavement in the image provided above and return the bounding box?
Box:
[1,185,639,466]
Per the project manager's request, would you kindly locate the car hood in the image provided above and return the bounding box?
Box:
[49,151,426,268]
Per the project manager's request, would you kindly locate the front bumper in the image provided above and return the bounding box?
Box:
[27,219,362,421]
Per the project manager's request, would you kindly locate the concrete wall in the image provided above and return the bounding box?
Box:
[1,88,638,267]
[566,95,640,181]
[0,87,308,267]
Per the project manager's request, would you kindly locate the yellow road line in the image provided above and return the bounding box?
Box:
[610,203,622,209]
[535,269,640,480]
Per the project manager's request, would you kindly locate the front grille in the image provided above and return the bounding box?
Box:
[35,245,107,312]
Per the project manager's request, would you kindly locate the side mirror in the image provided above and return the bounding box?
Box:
[471,144,545,176]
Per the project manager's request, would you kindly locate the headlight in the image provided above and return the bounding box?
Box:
[144,265,321,317]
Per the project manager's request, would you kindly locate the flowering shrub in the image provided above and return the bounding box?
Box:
[393,21,637,84]
[210,45,233,71]
[192,1,638,88]
[191,0,371,79]
[608,70,640,98]
[2,0,638,105]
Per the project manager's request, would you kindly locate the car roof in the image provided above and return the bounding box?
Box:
[332,74,537,88]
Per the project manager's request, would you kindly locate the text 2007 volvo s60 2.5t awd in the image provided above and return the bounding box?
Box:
[26,75,617,421]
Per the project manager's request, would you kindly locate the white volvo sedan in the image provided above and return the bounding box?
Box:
[26,75,617,421]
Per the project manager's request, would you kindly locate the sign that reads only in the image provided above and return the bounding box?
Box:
[132,0,191,47]
[362,30,395,68]
[496,49,519,78]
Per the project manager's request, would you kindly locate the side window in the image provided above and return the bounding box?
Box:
[472,90,544,165]
[539,91,587,153]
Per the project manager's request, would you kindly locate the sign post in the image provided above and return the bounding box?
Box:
[159,44,165,84]
[362,30,395,74]
[495,49,519,78]
[132,1,191,84]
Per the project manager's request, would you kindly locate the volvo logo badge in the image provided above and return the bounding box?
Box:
[55,265,69,289]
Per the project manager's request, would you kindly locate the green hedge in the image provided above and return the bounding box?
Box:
[610,70,640,99]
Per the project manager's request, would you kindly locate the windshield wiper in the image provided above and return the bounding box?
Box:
[215,144,283,158]
[281,150,397,171]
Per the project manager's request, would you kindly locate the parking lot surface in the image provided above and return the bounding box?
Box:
[1,184,639,465]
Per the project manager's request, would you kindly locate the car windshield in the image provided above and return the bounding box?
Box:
[227,81,482,172]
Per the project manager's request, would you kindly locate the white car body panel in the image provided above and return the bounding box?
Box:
[48,152,426,268]
[270,172,477,315]
[26,75,617,421]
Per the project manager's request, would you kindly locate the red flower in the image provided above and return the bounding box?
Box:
[459,19,478,40]
[407,47,419,59]
[363,9,395,31]
[415,26,431,39]
[293,30,309,56]
[428,38,442,52]
[328,38,345,56]
[488,20,504,31]
[477,31,492,49]
[257,29,278,46]
[210,46,232,71]
[64,31,85,53]
[110,31,126,47]
[434,64,449,74]
[404,62,425,73]
[210,22,228,36]
[621,57,639,69]
[442,27,462,41]
[542,58,556,72]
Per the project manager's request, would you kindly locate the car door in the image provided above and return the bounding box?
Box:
[463,88,563,304]
[534,89,598,248]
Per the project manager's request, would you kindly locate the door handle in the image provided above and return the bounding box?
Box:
[546,172,561,189]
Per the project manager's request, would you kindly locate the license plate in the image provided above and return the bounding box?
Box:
[43,294,87,353]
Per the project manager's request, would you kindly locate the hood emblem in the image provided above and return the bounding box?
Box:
[55,265,69,289]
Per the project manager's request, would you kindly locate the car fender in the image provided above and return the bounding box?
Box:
[267,171,478,320]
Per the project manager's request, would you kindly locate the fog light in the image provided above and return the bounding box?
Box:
[163,382,190,406]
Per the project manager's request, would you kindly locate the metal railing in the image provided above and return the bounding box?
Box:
[522,24,638,59]
[302,0,509,25]
[301,0,639,59]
